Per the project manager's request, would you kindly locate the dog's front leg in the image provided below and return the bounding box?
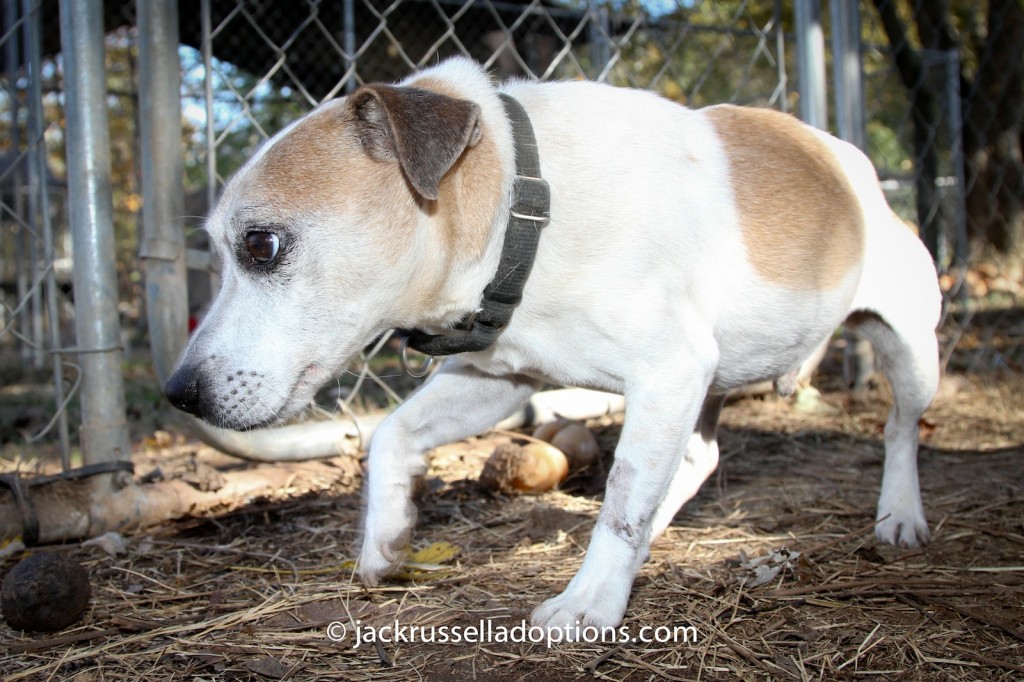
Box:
[531,368,714,634]
[358,358,539,585]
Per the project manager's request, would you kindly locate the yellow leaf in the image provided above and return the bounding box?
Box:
[228,542,463,582]
[0,538,26,560]
[404,541,460,568]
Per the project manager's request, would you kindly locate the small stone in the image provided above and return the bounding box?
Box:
[549,422,601,469]
[2,553,91,632]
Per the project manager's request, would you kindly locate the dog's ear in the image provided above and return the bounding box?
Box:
[350,85,481,201]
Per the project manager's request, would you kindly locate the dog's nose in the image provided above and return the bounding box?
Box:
[164,366,203,417]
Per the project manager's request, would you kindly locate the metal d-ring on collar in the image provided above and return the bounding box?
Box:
[399,92,550,367]
[399,334,435,378]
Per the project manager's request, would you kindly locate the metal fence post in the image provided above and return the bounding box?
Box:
[343,0,356,93]
[22,0,71,464]
[137,0,363,461]
[5,0,30,367]
[137,0,189,386]
[200,0,217,218]
[589,5,611,82]
[942,49,968,272]
[795,0,827,130]
[831,0,865,149]
[775,0,789,114]
[59,0,131,464]
[831,0,874,390]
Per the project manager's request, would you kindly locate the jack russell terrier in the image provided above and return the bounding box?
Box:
[166,58,940,634]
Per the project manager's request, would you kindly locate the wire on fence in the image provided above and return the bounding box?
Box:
[1,0,1021,463]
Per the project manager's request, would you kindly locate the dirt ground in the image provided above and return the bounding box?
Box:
[2,304,1023,681]
[1,358,1022,681]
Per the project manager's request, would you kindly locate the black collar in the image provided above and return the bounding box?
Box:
[402,93,550,357]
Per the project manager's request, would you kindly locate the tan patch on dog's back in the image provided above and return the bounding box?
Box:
[706,105,865,290]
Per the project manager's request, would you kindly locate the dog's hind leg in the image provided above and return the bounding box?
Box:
[846,309,938,547]
[358,358,540,585]
[648,393,726,542]
[846,218,941,547]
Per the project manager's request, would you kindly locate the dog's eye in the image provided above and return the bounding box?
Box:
[245,231,279,264]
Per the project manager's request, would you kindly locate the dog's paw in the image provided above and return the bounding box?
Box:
[875,507,931,548]
[357,504,416,585]
[530,583,629,641]
[356,531,409,586]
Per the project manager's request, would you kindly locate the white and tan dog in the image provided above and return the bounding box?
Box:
[166,58,940,633]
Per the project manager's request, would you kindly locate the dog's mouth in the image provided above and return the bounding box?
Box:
[295,363,331,397]
[168,326,369,432]
[257,362,332,428]
[167,358,335,428]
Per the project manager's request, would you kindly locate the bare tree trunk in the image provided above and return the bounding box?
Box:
[968,0,1024,253]
[871,0,945,260]
[873,0,1023,256]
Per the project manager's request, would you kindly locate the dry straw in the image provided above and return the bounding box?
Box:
[1,375,1022,680]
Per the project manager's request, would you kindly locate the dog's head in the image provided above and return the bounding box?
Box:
[165,61,510,429]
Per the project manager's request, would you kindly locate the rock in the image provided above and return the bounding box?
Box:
[549,422,601,469]
[2,553,91,632]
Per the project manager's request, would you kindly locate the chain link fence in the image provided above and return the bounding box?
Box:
[1,1,73,467]
[1,0,1022,468]
[862,0,1024,376]
[175,0,798,419]
[1,0,788,467]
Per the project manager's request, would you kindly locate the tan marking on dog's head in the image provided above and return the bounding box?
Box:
[248,102,419,264]
[226,76,507,320]
[707,105,865,290]
[408,76,506,262]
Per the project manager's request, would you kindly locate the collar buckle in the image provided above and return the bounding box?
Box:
[510,176,550,225]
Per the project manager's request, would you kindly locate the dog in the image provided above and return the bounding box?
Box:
[166,57,941,634]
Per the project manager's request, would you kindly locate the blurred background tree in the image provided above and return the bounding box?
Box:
[869,0,1022,257]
